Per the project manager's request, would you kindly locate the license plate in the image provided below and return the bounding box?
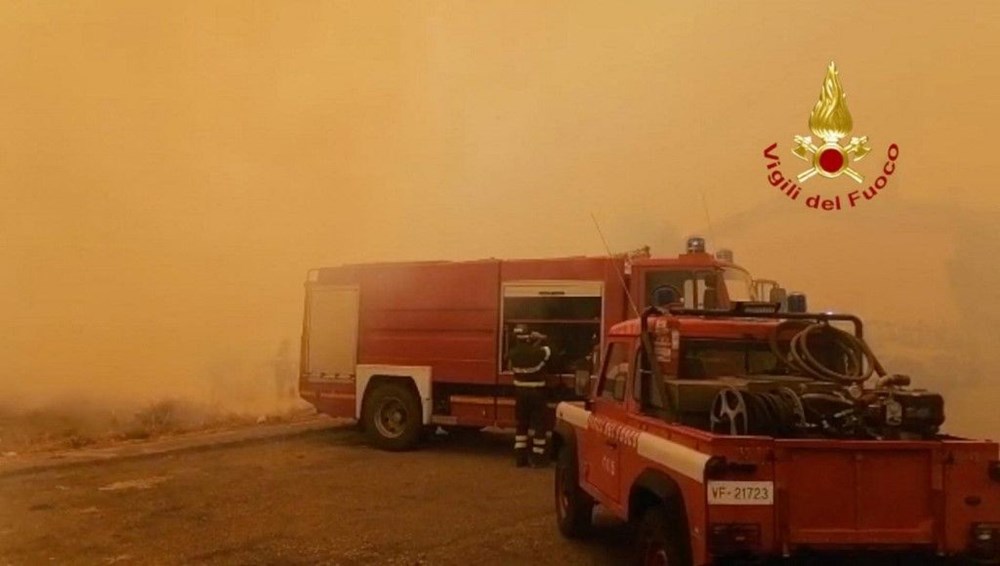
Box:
[707,481,774,505]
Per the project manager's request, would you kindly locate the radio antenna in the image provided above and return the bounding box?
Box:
[590,212,639,318]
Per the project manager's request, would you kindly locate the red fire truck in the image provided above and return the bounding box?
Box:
[298,239,798,450]
[553,305,1000,564]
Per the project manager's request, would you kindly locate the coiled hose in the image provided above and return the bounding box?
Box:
[769,320,886,384]
[710,386,806,436]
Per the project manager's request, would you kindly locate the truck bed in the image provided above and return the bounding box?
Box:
[712,435,999,555]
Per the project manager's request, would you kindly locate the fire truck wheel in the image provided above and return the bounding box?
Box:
[635,506,687,566]
[555,444,594,538]
[362,382,422,451]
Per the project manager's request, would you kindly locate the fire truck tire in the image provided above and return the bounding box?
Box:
[555,444,594,538]
[362,381,422,451]
[635,506,688,566]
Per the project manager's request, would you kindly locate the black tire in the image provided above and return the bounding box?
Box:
[555,443,594,538]
[634,506,688,566]
[362,381,422,451]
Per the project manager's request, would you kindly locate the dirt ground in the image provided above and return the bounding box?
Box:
[0,426,630,565]
[0,399,313,456]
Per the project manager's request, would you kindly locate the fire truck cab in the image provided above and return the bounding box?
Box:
[553,305,1000,564]
[298,239,800,451]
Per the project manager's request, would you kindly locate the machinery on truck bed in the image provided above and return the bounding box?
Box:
[553,303,1000,564]
[298,239,800,450]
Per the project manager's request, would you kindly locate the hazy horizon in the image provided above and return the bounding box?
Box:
[2,1,999,436]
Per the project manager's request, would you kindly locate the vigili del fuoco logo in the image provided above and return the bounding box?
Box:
[763,62,899,211]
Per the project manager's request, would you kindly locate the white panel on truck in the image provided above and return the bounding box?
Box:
[306,285,359,380]
[502,280,604,298]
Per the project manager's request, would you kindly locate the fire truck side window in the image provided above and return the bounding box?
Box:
[647,270,692,307]
[598,342,628,402]
[646,270,717,309]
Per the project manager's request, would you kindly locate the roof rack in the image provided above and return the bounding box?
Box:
[664,304,865,338]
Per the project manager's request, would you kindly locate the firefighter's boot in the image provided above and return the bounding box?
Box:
[514,434,529,468]
[531,435,548,468]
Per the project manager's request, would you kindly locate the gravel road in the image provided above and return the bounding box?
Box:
[0,426,630,565]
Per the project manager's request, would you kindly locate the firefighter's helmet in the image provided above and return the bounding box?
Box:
[513,324,530,340]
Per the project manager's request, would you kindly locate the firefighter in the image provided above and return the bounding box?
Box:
[509,325,551,468]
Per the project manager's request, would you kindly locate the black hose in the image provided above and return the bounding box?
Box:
[768,320,811,375]
[711,387,803,437]
[771,320,884,384]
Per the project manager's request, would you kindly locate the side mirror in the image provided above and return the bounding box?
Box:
[574,347,599,397]
[769,286,788,310]
[574,369,591,397]
[787,292,808,313]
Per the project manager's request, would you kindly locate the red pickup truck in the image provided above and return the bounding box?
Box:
[552,304,1000,565]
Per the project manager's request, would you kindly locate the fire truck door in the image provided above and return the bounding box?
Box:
[305,285,360,381]
[582,342,630,503]
[587,402,623,503]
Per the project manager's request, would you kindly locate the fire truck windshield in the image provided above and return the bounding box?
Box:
[646,267,754,308]
[721,268,753,302]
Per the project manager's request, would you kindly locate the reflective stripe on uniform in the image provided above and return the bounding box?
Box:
[515,441,527,449]
[513,380,545,387]
[512,362,546,374]
[533,438,546,446]
[532,447,545,454]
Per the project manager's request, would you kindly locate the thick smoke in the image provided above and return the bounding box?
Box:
[1,2,998,441]
[711,198,1000,439]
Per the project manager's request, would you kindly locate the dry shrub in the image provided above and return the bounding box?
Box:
[0,395,313,453]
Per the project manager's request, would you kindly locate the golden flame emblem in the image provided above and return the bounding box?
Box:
[792,62,871,183]
[809,62,853,143]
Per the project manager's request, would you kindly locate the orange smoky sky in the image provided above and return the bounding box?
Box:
[1,1,999,434]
